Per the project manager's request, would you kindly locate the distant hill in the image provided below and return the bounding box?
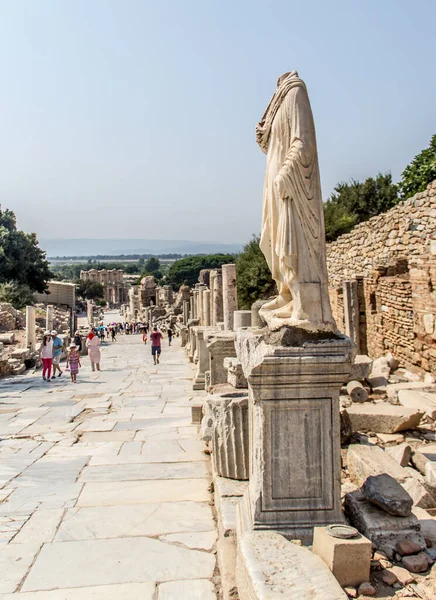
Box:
[40,238,242,258]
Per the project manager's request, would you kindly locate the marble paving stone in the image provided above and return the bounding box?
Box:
[56,501,214,540]
[79,430,136,442]
[78,461,208,483]
[158,579,216,599]
[77,478,210,506]
[22,537,215,591]
[0,542,41,593]
[12,457,88,487]
[0,582,156,599]
[11,508,64,545]
[160,530,217,550]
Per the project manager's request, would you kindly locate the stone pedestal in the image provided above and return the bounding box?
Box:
[222,264,237,331]
[187,319,200,362]
[25,306,36,351]
[234,310,251,329]
[205,331,237,387]
[236,328,353,542]
[46,305,54,331]
[343,280,360,353]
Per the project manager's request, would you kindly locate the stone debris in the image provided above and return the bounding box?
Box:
[356,581,376,596]
[361,474,413,517]
[344,490,426,558]
[367,356,391,392]
[345,403,423,433]
[343,586,357,598]
[387,565,416,585]
[346,380,368,403]
[396,538,425,556]
[412,507,436,546]
[386,381,436,403]
[401,477,436,510]
[347,444,410,486]
[381,568,398,585]
[398,389,436,420]
[347,355,373,383]
[386,442,412,467]
[401,551,430,573]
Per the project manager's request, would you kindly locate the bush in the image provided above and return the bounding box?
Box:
[236,236,276,310]
[398,134,436,199]
[0,282,35,309]
[166,254,235,288]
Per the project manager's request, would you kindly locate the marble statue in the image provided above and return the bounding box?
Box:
[256,71,336,331]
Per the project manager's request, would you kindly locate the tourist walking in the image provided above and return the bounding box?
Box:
[86,330,101,371]
[66,343,81,383]
[150,326,163,365]
[51,330,64,379]
[142,327,147,344]
[167,327,173,346]
[73,330,83,353]
[111,327,116,342]
[39,331,53,382]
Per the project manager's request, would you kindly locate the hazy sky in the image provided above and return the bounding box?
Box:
[0,0,435,245]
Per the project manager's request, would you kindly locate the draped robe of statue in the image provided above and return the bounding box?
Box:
[256,71,335,330]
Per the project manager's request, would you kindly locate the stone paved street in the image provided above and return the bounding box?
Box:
[0,311,216,599]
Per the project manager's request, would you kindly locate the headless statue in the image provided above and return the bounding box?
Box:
[256,71,335,331]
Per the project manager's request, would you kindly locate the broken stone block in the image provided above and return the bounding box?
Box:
[347,355,373,383]
[312,526,372,587]
[361,474,413,517]
[346,403,423,434]
[381,569,398,585]
[387,565,415,585]
[206,391,249,480]
[398,389,436,420]
[346,380,368,403]
[411,446,434,475]
[344,490,426,559]
[401,552,429,573]
[347,444,410,487]
[236,530,348,600]
[357,582,376,596]
[376,433,404,445]
[223,357,247,389]
[401,477,436,510]
[386,353,400,370]
[0,332,15,344]
[385,443,412,467]
[386,381,436,403]
[396,538,424,556]
[412,507,436,546]
[191,404,203,424]
[367,356,391,392]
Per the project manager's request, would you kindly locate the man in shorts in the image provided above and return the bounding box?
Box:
[150,326,163,365]
[51,330,64,378]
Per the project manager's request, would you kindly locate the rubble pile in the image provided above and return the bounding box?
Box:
[339,352,436,598]
[0,302,24,332]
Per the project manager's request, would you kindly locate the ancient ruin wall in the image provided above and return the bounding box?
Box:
[326,180,436,287]
[327,180,436,372]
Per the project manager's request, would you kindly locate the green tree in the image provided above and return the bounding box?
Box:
[236,236,276,310]
[0,281,35,309]
[398,134,436,199]
[324,173,398,242]
[166,254,235,288]
[0,208,52,292]
[144,257,160,274]
[75,280,105,300]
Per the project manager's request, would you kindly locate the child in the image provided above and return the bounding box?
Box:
[66,343,81,383]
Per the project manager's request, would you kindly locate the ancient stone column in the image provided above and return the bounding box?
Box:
[46,305,54,331]
[236,328,352,542]
[25,306,36,351]
[233,310,251,329]
[189,295,195,320]
[203,290,211,326]
[343,280,360,353]
[212,270,224,326]
[193,328,210,390]
[209,272,216,325]
[183,300,190,325]
[193,290,199,320]
[222,264,237,330]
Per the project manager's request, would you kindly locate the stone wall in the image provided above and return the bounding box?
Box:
[327,180,436,373]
